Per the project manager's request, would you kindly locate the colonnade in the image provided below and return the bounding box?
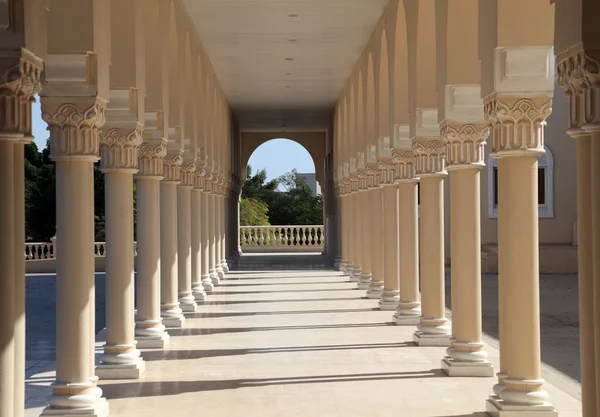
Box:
[334,0,599,416]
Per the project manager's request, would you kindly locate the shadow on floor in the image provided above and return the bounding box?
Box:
[201,296,364,305]
[218,281,349,287]
[101,369,442,399]
[187,308,378,319]
[166,322,393,336]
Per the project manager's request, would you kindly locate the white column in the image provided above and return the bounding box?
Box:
[215,187,225,280]
[200,183,214,291]
[191,181,207,301]
[134,131,170,349]
[207,178,220,285]
[160,148,185,328]
[96,125,145,379]
[379,159,400,310]
[366,185,384,299]
[177,158,197,313]
[412,138,451,347]
[40,99,108,417]
[357,174,372,290]
[221,192,230,273]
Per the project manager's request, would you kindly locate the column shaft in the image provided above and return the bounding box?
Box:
[160,181,184,327]
[14,143,26,417]
[135,176,169,348]
[0,141,15,417]
[414,175,450,346]
[357,190,372,290]
[177,185,196,312]
[380,185,400,310]
[367,187,384,298]
[98,171,144,378]
[208,193,219,284]
[200,192,214,291]
[191,189,206,300]
[351,192,363,282]
[345,193,355,276]
[394,180,421,324]
[443,167,492,376]
[590,135,600,408]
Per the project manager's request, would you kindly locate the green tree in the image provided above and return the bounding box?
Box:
[240,198,270,226]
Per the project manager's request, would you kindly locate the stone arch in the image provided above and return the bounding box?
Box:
[378,30,390,138]
[239,132,328,188]
[183,31,194,152]
[393,0,409,125]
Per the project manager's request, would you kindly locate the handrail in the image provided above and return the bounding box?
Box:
[240,225,324,248]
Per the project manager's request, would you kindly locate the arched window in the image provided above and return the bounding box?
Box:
[487,145,554,218]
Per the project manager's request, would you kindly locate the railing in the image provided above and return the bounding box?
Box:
[25,241,137,260]
[240,225,324,252]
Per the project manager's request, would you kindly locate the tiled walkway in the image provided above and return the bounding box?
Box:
[26,266,582,417]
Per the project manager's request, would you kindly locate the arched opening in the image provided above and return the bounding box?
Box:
[239,137,325,252]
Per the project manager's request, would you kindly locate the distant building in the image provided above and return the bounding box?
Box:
[297,173,321,197]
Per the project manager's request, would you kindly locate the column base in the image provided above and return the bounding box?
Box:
[393,313,421,326]
[344,262,354,276]
[378,290,399,311]
[95,358,146,379]
[202,275,214,292]
[192,288,207,302]
[357,273,372,290]
[135,332,170,349]
[216,267,225,280]
[441,357,495,377]
[221,262,229,273]
[350,268,362,283]
[210,270,220,285]
[179,302,197,313]
[486,395,558,417]
[41,398,109,417]
[162,315,185,328]
[412,331,451,347]
[334,257,343,270]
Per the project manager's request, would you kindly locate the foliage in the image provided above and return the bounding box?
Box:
[240,198,270,226]
[240,165,323,226]
[24,140,137,242]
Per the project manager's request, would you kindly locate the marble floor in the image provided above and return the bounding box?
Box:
[25,266,582,417]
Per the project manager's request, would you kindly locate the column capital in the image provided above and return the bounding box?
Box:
[441,122,489,170]
[484,94,552,158]
[0,48,43,139]
[377,157,396,185]
[138,111,167,177]
[179,153,196,188]
[412,138,447,177]
[391,149,418,182]
[99,125,143,172]
[193,164,207,191]
[557,45,600,131]
[364,163,381,188]
[42,100,106,162]
[162,143,183,183]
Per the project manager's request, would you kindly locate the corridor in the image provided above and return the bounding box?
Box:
[24,258,582,417]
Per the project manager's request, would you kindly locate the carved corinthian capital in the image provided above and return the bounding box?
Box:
[0,48,43,138]
[557,46,600,129]
[391,149,417,181]
[163,146,183,182]
[377,157,396,185]
[42,101,106,162]
[484,95,552,157]
[99,126,143,172]
[179,154,197,187]
[441,122,489,169]
[412,138,446,177]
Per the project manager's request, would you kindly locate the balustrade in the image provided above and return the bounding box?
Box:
[240,225,324,252]
[24,241,138,260]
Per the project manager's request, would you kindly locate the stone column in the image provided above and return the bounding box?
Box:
[350,176,363,283]
[191,173,207,301]
[343,178,355,276]
[207,174,220,284]
[393,149,421,325]
[177,155,197,313]
[221,189,230,273]
[134,117,170,349]
[441,122,493,377]
[334,182,343,270]
[412,137,451,347]
[366,183,384,299]
[96,104,145,379]
[0,49,42,417]
[214,181,225,281]
[558,48,597,417]
[40,98,108,416]
[378,159,400,310]
[200,180,214,291]
[485,96,556,414]
[160,146,185,328]
[357,172,372,290]
[338,188,348,272]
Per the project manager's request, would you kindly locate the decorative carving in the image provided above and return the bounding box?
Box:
[99,126,143,171]
[193,165,207,191]
[557,47,600,129]
[162,149,183,182]
[412,138,446,176]
[377,157,396,185]
[179,156,197,187]
[42,101,106,162]
[138,140,167,177]
[364,164,380,188]
[391,149,417,181]
[441,122,489,168]
[0,48,43,138]
[484,95,551,156]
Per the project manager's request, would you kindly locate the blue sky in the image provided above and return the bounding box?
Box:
[30,96,315,181]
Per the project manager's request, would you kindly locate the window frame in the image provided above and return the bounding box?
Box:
[487,145,554,219]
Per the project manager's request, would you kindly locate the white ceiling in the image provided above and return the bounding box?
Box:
[182,0,391,131]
